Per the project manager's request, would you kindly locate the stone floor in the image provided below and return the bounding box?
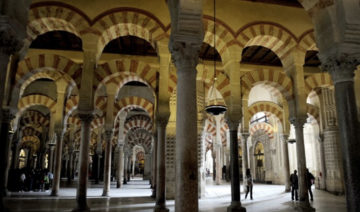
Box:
[4,176,346,212]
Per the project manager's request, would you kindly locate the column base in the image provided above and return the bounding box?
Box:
[101,192,109,197]
[296,202,316,212]
[153,205,169,212]
[50,190,59,197]
[227,202,246,212]
[72,205,90,212]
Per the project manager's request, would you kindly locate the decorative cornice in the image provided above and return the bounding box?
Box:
[289,116,307,128]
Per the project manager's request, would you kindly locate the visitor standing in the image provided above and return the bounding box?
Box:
[244,168,253,200]
[289,170,298,201]
[307,169,315,201]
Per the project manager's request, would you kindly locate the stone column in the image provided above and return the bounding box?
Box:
[215,145,222,185]
[226,119,246,212]
[212,154,216,181]
[151,135,157,197]
[11,141,19,169]
[280,134,290,192]
[127,154,131,181]
[67,147,74,183]
[48,144,55,173]
[51,131,64,196]
[325,55,360,212]
[123,153,128,185]
[290,116,314,211]
[143,153,151,180]
[171,42,199,212]
[72,113,94,212]
[116,144,124,188]
[225,152,230,182]
[241,133,250,190]
[102,130,113,196]
[317,135,326,190]
[153,116,169,212]
[1,109,14,196]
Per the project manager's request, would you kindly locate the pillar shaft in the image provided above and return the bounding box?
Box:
[127,155,131,181]
[226,119,246,212]
[291,117,309,204]
[123,154,128,184]
[1,109,14,196]
[215,147,221,185]
[67,150,74,183]
[325,55,360,212]
[241,133,249,191]
[172,43,199,212]
[317,135,326,190]
[72,113,93,212]
[48,145,55,173]
[280,134,290,192]
[143,154,151,180]
[154,117,169,212]
[116,145,124,188]
[151,135,157,197]
[102,130,113,196]
[51,132,64,196]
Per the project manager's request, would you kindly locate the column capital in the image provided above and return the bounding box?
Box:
[48,143,56,150]
[156,116,169,128]
[78,113,94,123]
[169,41,201,69]
[289,116,307,129]
[225,116,240,131]
[279,134,289,143]
[104,130,113,141]
[117,143,124,150]
[0,16,24,55]
[241,132,250,140]
[1,108,15,123]
[323,54,359,84]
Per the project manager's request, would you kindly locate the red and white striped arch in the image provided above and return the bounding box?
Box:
[307,104,320,125]
[250,122,274,139]
[22,127,42,138]
[91,9,167,54]
[304,73,333,98]
[123,115,152,135]
[114,97,154,119]
[248,101,284,123]
[17,95,57,117]
[241,69,293,101]
[127,133,152,152]
[95,59,158,93]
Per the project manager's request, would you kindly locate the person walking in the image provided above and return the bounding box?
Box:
[244,168,253,200]
[289,170,298,201]
[307,169,315,201]
[19,172,26,192]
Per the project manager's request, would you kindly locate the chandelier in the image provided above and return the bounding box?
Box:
[205,0,227,116]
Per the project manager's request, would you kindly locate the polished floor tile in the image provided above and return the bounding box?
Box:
[4,176,346,212]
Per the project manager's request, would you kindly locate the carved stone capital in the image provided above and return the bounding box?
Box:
[289,116,307,129]
[48,143,56,151]
[241,133,250,142]
[0,16,24,55]
[104,130,113,141]
[156,116,169,128]
[1,108,15,123]
[170,41,200,69]
[323,54,359,84]
[225,116,240,131]
[117,143,124,150]
[78,113,94,124]
[279,134,289,143]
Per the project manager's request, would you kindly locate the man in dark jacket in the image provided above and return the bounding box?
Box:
[307,169,315,201]
[289,170,298,201]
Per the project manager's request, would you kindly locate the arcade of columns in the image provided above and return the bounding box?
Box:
[1,1,360,212]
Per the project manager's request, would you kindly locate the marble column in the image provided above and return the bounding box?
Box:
[96,150,102,183]
[215,146,222,185]
[123,153,128,185]
[102,130,113,196]
[67,147,74,183]
[116,144,124,188]
[72,113,94,212]
[153,117,169,212]
[127,154,131,181]
[212,154,216,181]
[225,153,230,182]
[171,43,199,212]
[11,142,19,169]
[325,55,359,212]
[143,154,151,180]
[226,119,246,212]
[51,131,64,196]
[317,135,326,190]
[241,133,250,190]
[48,144,55,173]
[1,109,14,196]
[280,134,291,192]
[290,116,314,211]
[151,135,157,197]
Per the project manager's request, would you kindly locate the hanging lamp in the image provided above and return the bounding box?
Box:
[205,0,227,116]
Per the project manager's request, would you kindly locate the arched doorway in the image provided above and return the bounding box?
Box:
[254,142,265,181]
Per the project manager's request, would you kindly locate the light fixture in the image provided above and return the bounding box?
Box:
[287,139,296,144]
[205,0,227,116]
